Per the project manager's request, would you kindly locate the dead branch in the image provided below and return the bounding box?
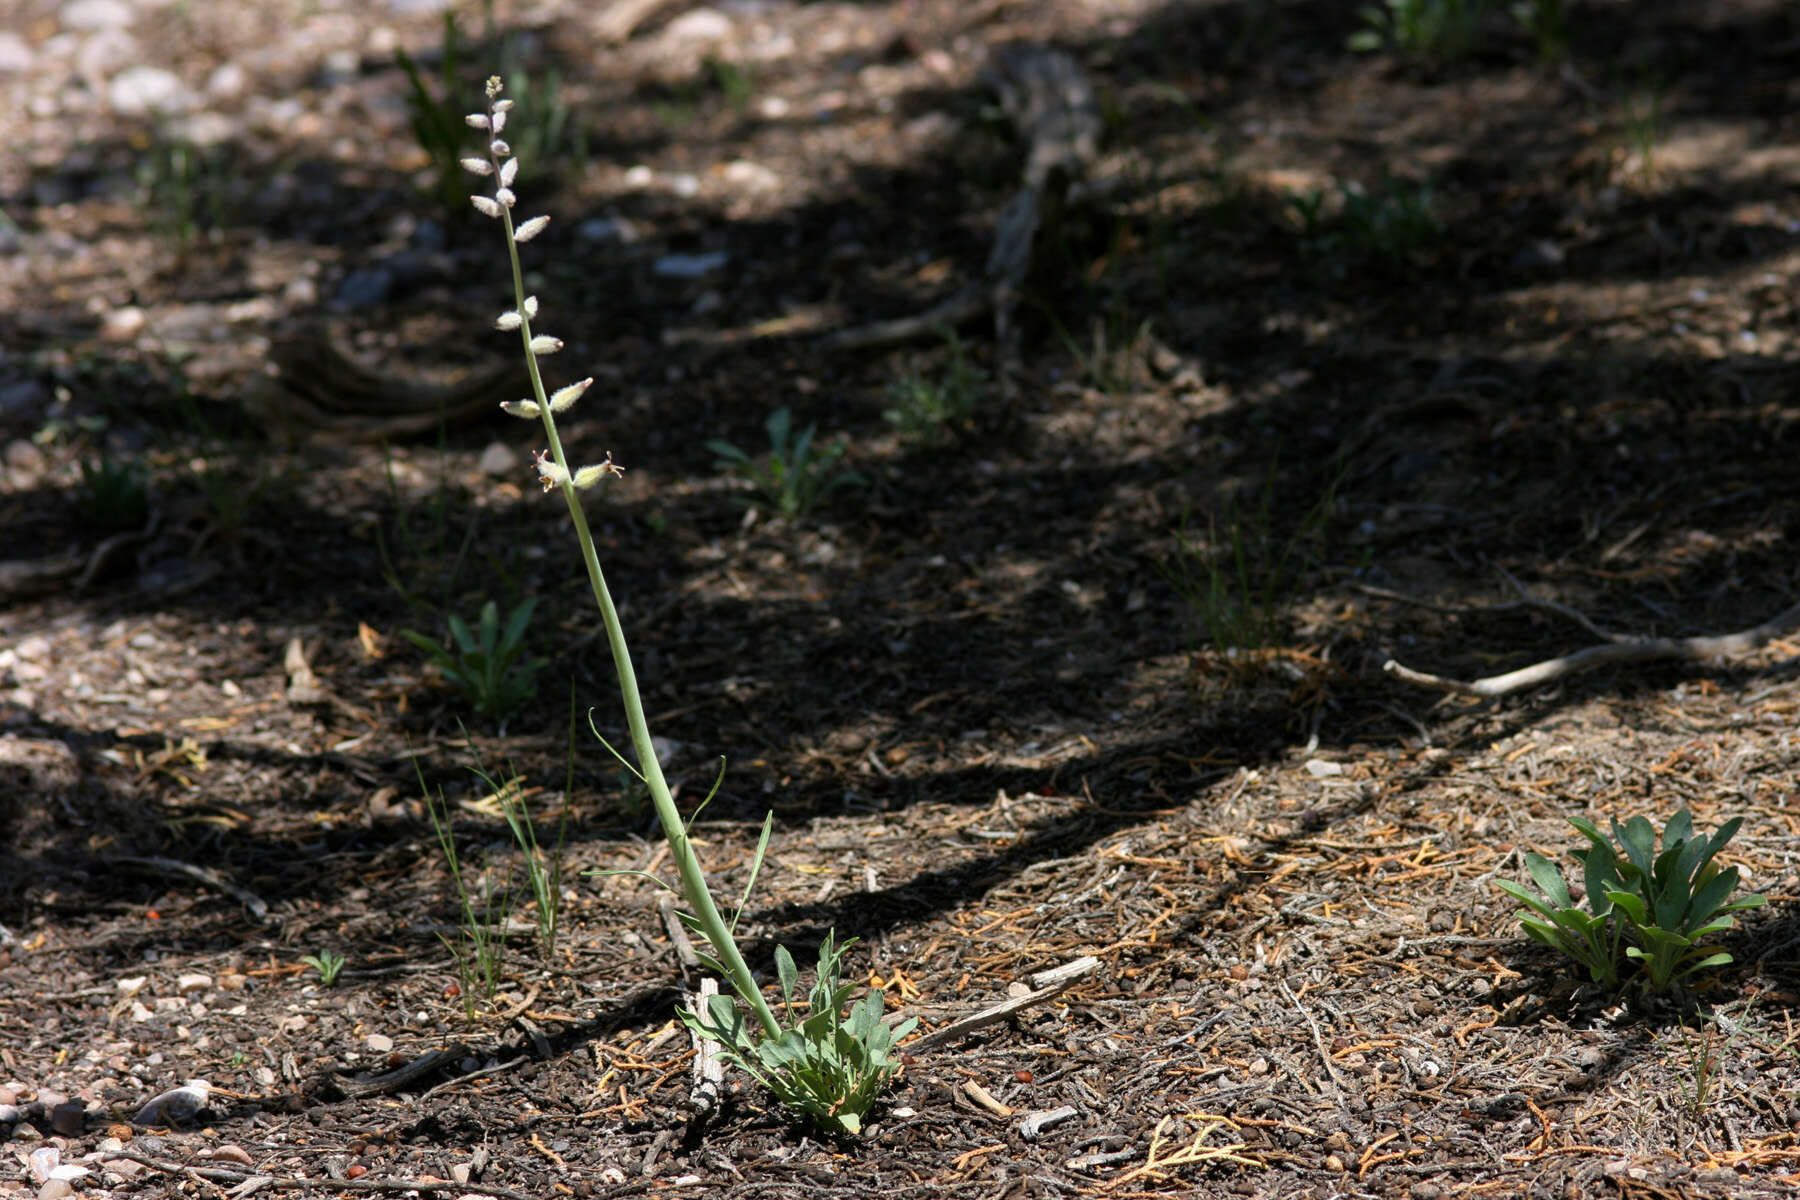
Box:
[241,321,527,443]
[686,976,724,1118]
[906,955,1100,1051]
[1383,593,1800,700]
[821,43,1100,357]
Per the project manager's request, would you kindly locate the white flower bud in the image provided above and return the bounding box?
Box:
[461,157,494,176]
[513,215,550,243]
[528,335,563,356]
[531,449,568,492]
[573,462,622,489]
[496,187,516,208]
[493,99,514,113]
[490,109,508,134]
[495,311,523,331]
[466,113,490,130]
[490,139,511,157]
[522,296,539,318]
[471,195,502,218]
[500,399,541,418]
[549,377,593,413]
[499,158,519,188]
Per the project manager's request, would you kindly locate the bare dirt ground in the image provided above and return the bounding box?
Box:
[4,0,1800,1196]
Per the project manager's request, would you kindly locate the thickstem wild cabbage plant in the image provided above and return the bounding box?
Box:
[463,78,910,1134]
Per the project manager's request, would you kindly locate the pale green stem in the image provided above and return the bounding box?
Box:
[493,200,780,1038]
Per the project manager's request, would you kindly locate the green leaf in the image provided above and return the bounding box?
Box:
[1672,950,1734,979]
[1494,879,1560,922]
[1523,853,1573,909]
[400,629,453,667]
[1614,815,1658,879]
[1606,889,1650,926]
[448,612,478,656]
[765,407,793,454]
[501,597,537,653]
[1661,808,1694,853]
[776,944,800,1016]
[732,813,773,935]
[1685,869,1739,930]
[706,438,752,465]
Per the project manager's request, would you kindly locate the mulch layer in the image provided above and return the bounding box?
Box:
[5,1,1800,1198]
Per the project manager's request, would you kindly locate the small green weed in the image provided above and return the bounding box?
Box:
[300,950,347,986]
[1293,176,1440,276]
[1511,0,1567,62]
[883,330,987,442]
[1160,457,1340,653]
[395,12,478,219]
[396,11,582,220]
[1496,809,1766,994]
[423,774,509,1019]
[1620,74,1667,179]
[1349,0,1487,60]
[75,452,150,534]
[681,931,917,1136]
[708,408,866,518]
[1675,1023,1721,1121]
[467,723,569,962]
[705,56,756,113]
[135,132,235,249]
[402,597,547,719]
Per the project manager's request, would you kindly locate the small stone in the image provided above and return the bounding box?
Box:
[3,440,45,478]
[1325,1154,1344,1172]
[176,972,212,994]
[1410,1184,1442,1200]
[205,62,247,100]
[48,1102,82,1136]
[27,1146,58,1183]
[1304,759,1345,778]
[100,306,147,341]
[664,8,731,41]
[1511,239,1565,273]
[652,251,728,279]
[210,1144,253,1166]
[331,267,395,310]
[365,1034,393,1054]
[721,160,779,192]
[36,1180,73,1200]
[108,66,192,116]
[451,1163,472,1184]
[577,217,637,244]
[60,0,134,30]
[477,442,515,476]
[0,32,33,73]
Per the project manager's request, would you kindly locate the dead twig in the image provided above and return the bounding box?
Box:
[907,955,1100,1051]
[821,43,1100,363]
[1376,567,1800,698]
[105,854,271,923]
[1279,979,1346,1092]
[686,976,725,1119]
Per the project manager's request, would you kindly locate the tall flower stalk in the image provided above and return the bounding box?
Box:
[464,78,914,1136]
[463,77,779,1039]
